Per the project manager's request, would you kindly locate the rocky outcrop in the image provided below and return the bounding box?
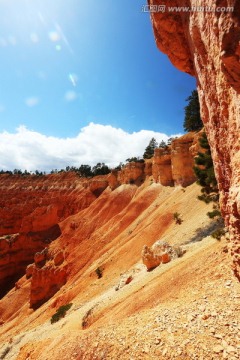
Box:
[30,265,67,309]
[117,161,145,185]
[0,172,96,296]
[25,247,67,308]
[0,172,96,236]
[25,247,67,309]
[0,226,61,297]
[142,245,164,270]
[153,132,199,186]
[107,170,119,190]
[120,133,199,187]
[142,240,184,270]
[171,133,197,186]
[82,175,109,196]
[148,0,240,279]
[152,148,173,186]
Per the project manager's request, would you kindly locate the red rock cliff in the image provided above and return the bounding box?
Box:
[148,0,240,278]
[0,172,97,296]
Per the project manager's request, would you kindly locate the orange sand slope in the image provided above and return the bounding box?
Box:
[0,181,239,359]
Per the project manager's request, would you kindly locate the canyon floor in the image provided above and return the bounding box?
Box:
[0,180,239,360]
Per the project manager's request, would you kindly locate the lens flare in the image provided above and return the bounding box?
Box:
[69,73,78,87]
[48,31,60,42]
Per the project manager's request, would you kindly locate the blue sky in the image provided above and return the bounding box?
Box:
[0,0,196,171]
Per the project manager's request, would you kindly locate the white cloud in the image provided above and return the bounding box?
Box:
[0,123,181,172]
[25,97,40,107]
[64,90,77,102]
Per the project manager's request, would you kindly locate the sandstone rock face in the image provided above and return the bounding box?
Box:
[144,160,153,177]
[153,133,199,186]
[171,133,197,186]
[118,162,145,185]
[30,265,67,309]
[119,133,199,188]
[82,175,109,197]
[152,148,173,186]
[0,229,60,296]
[148,0,240,279]
[0,172,96,296]
[107,170,119,190]
[29,247,67,308]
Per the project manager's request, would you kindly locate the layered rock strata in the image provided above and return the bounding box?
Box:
[0,173,97,296]
[0,132,201,301]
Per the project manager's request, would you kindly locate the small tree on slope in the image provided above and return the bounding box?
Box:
[194,132,218,202]
[143,138,158,159]
[184,90,203,132]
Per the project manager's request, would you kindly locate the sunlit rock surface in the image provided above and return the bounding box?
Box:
[149,0,240,279]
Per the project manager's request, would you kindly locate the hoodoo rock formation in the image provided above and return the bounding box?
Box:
[119,132,198,187]
[148,0,240,279]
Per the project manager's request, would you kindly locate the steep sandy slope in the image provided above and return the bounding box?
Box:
[0,181,238,359]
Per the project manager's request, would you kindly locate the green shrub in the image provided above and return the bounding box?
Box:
[207,209,221,219]
[95,267,103,279]
[173,212,183,225]
[51,303,73,324]
[0,346,11,359]
[197,194,212,204]
[211,228,225,240]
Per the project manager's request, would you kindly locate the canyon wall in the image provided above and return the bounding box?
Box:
[0,172,97,296]
[148,0,240,278]
[0,132,199,303]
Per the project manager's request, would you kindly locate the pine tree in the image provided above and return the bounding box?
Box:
[143,138,158,159]
[183,90,203,132]
[194,132,218,199]
[92,163,111,176]
[159,140,167,148]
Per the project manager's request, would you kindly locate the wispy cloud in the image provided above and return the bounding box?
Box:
[0,123,181,172]
[25,97,40,107]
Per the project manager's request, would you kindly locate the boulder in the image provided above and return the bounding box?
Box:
[142,240,185,270]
